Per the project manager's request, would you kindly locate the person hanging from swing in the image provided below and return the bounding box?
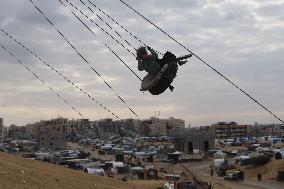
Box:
[136,46,192,94]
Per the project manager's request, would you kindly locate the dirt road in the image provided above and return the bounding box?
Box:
[181,161,284,189]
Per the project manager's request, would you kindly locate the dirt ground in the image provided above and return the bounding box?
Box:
[241,159,284,180]
[180,160,284,189]
[0,152,164,189]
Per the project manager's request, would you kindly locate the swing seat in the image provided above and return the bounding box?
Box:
[140,60,178,95]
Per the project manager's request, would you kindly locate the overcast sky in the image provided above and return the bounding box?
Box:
[0,0,284,126]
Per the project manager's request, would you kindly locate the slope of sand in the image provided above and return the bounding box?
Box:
[0,152,163,189]
[242,159,284,180]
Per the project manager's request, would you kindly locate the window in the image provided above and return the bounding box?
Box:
[188,141,193,154]
[204,141,209,151]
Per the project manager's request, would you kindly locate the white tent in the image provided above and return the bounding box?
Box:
[86,168,105,176]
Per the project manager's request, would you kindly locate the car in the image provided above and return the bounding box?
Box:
[224,170,244,181]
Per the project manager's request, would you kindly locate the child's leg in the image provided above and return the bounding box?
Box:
[177,54,192,66]
[178,60,188,66]
[176,54,192,61]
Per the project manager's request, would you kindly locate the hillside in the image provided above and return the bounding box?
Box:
[242,159,284,180]
[0,152,163,189]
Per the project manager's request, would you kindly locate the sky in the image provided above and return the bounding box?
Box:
[0,0,284,127]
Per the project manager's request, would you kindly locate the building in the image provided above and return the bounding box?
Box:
[0,118,3,138]
[174,127,215,153]
[8,125,27,139]
[37,118,67,150]
[200,122,251,139]
[67,119,96,138]
[113,119,139,137]
[94,118,139,137]
[251,123,284,137]
[0,118,4,145]
[95,118,118,136]
[142,117,185,136]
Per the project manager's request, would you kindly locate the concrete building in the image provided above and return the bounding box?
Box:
[201,122,251,139]
[94,118,139,137]
[37,118,67,150]
[113,119,139,137]
[142,117,185,136]
[95,118,118,136]
[26,122,40,138]
[251,123,284,137]
[174,127,215,153]
[0,118,3,138]
[8,125,27,139]
[0,118,8,139]
[167,117,186,136]
[0,118,4,145]
[67,119,96,138]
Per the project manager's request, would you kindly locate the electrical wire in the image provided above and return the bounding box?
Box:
[77,0,136,54]
[59,0,141,80]
[0,43,85,119]
[118,0,284,124]
[86,0,163,56]
[64,0,136,58]
[1,28,121,120]
[28,0,138,118]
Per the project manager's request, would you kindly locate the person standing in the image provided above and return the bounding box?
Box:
[257,172,262,181]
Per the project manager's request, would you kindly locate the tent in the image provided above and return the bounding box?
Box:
[85,168,105,176]
[275,151,284,159]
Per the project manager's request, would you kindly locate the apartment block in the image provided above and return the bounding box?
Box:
[37,118,67,150]
[201,122,251,139]
[142,117,185,136]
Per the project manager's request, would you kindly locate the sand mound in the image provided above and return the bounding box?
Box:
[242,159,284,180]
[0,152,162,189]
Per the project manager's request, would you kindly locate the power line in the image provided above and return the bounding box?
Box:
[2,30,152,132]
[0,43,85,119]
[28,0,157,130]
[85,0,163,56]
[118,0,284,124]
[28,0,138,118]
[59,0,141,81]
[1,28,121,120]
[77,0,136,54]
[64,0,136,58]
[2,38,151,134]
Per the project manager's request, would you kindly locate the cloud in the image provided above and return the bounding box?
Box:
[0,0,283,126]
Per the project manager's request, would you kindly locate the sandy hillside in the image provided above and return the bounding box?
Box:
[0,152,163,189]
[241,159,284,180]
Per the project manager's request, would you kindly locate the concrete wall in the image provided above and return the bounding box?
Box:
[174,129,215,153]
[39,131,66,150]
[183,133,215,154]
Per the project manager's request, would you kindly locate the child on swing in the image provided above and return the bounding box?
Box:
[136,46,192,92]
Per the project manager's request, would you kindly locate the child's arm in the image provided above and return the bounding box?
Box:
[147,46,158,60]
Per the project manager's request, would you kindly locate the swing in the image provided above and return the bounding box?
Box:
[140,53,179,95]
